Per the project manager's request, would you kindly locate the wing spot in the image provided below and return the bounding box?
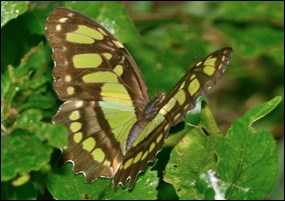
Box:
[66,25,104,44]
[112,40,124,48]
[174,113,181,122]
[156,134,163,144]
[67,33,94,44]
[82,137,96,152]
[160,98,176,115]
[67,86,74,95]
[83,72,118,83]
[70,122,82,133]
[103,53,112,60]
[196,61,202,66]
[188,78,200,96]
[98,27,107,36]
[203,66,215,76]
[164,124,170,131]
[204,57,216,66]
[58,17,68,23]
[133,152,143,163]
[73,54,102,68]
[75,101,84,108]
[69,110,80,121]
[190,74,196,80]
[114,64,123,76]
[65,75,72,82]
[179,81,185,90]
[73,132,83,143]
[174,90,186,105]
[101,83,132,105]
[141,151,148,160]
[68,13,74,17]
[56,24,61,31]
[92,148,105,163]
[103,160,111,168]
[149,143,156,152]
[123,158,133,169]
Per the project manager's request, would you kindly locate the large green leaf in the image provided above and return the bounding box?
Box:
[215,96,281,200]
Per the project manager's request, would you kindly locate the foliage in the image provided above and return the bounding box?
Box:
[1,1,283,200]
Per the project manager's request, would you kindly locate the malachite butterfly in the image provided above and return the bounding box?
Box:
[45,7,233,189]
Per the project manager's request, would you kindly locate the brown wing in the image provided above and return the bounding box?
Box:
[159,48,233,126]
[45,8,150,112]
[45,8,150,185]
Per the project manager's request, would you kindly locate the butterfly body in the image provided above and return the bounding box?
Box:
[45,7,232,189]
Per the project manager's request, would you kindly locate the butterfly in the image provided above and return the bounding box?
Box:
[45,7,232,189]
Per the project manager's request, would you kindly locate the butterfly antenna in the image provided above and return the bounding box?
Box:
[168,55,199,87]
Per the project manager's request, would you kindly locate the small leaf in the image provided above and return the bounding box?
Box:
[240,96,282,125]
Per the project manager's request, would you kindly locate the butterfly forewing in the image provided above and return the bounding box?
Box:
[45,8,149,110]
[46,7,232,189]
[159,48,233,126]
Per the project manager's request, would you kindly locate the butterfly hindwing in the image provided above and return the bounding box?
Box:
[53,100,125,180]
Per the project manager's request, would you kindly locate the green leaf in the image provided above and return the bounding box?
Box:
[215,96,281,199]
[1,130,53,181]
[48,163,158,200]
[1,1,29,27]
[164,102,222,199]
[241,96,282,124]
